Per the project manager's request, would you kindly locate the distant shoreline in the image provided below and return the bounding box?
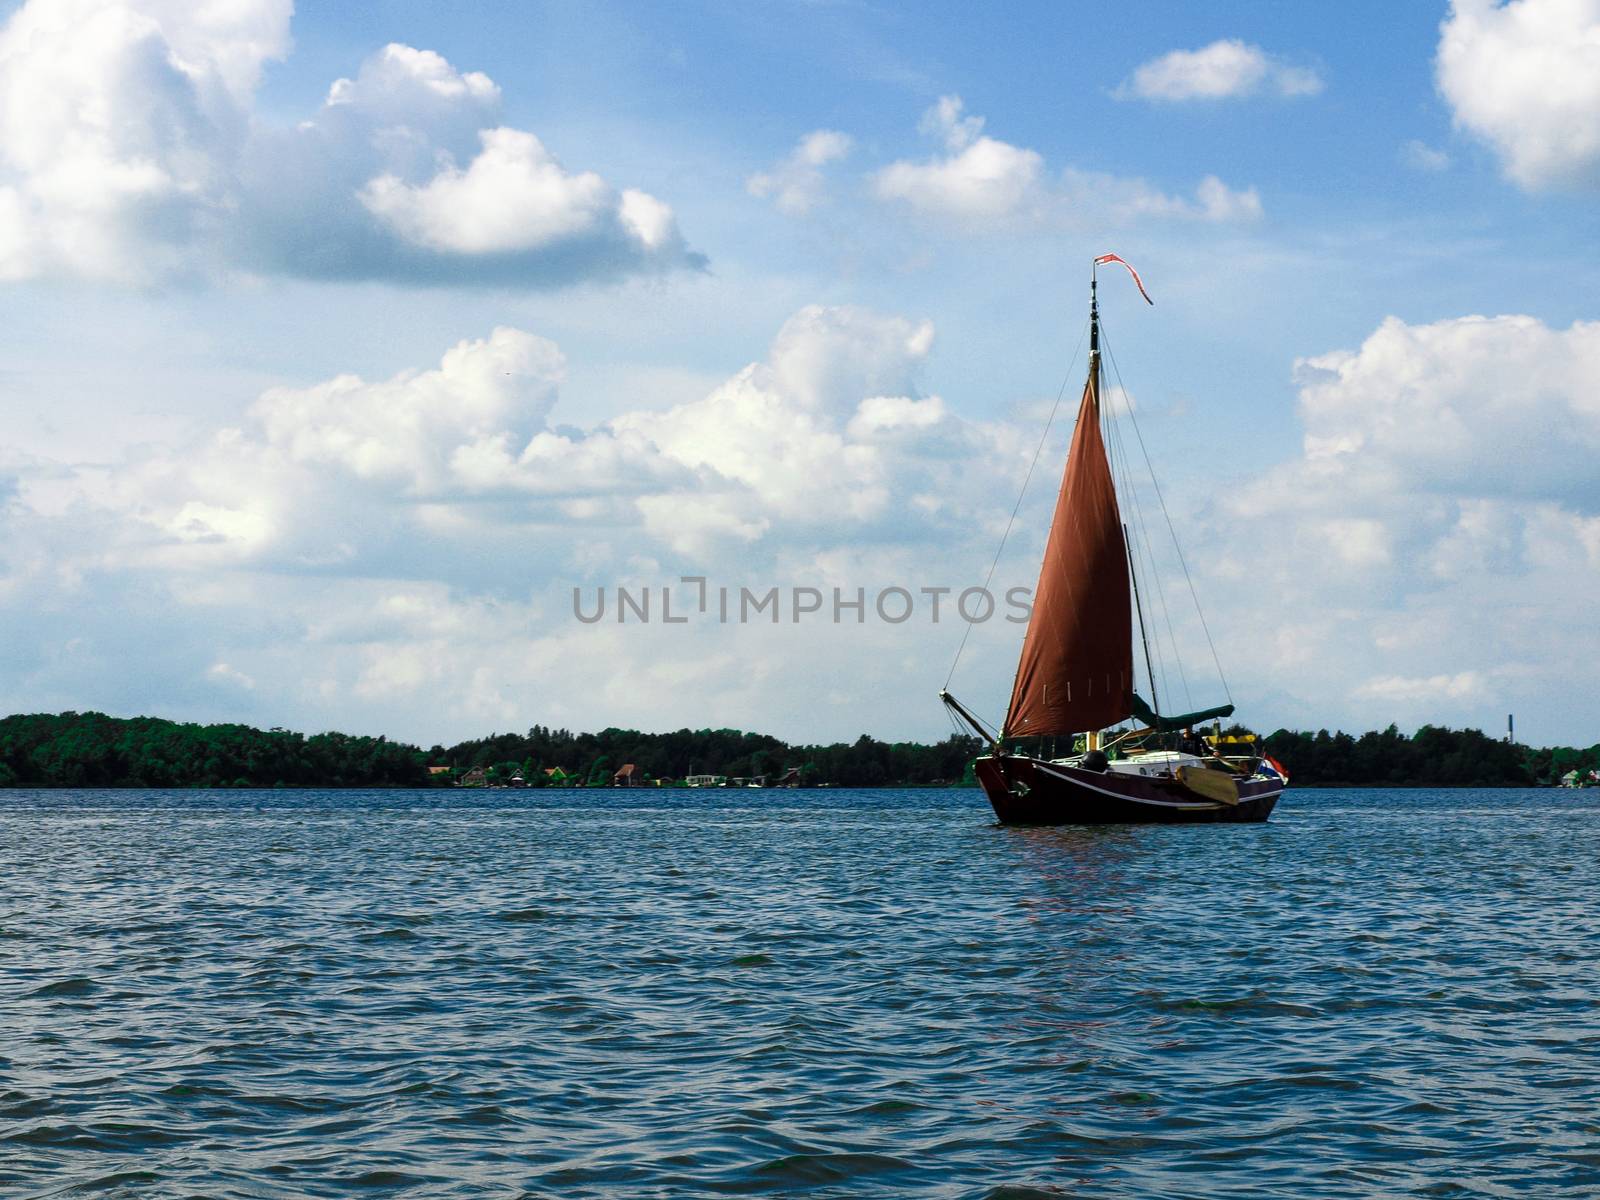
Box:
[1,711,1591,790]
[0,782,1569,792]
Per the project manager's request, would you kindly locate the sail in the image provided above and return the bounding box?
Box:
[1003,359,1133,737]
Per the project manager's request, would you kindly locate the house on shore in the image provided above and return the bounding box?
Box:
[458,766,488,787]
[613,763,642,787]
[684,774,725,788]
[544,766,577,786]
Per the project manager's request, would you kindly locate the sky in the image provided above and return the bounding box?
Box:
[2,0,1598,748]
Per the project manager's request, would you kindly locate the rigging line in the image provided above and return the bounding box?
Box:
[1099,324,1233,705]
[1123,520,1160,718]
[1108,403,1193,711]
[1142,501,1184,709]
[1104,376,1167,716]
[942,702,966,740]
[1148,537,1195,710]
[1112,363,1217,713]
[1106,357,1191,713]
[944,314,1090,693]
[1104,389,1182,712]
[1124,442,1175,709]
[1102,397,1149,697]
[1126,441,1179,711]
[1113,342,1203,720]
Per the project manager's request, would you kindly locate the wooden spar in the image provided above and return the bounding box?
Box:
[939,690,999,747]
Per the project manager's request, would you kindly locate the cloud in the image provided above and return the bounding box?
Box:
[5,301,1019,581]
[873,96,1260,226]
[0,3,700,285]
[1353,671,1490,704]
[1059,170,1263,223]
[610,306,951,554]
[873,96,1044,222]
[1288,314,1600,508]
[1117,39,1324,102]
[7,303,1600,743]
[1196,312,1600,734]
[361,129,615,254]
[763,303,935,415]
[1438,0,1600,191]
[244,44,699,283]
[251,326,566,491]
[0,302,1050,741]
[747,130,854,216]
[207,661,256,690]
[0,0,289,282]
[1400,140,1452,172]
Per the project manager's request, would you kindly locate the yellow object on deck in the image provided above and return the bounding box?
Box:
[1176,765,1240,805]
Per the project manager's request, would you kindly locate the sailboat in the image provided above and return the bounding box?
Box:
[941,255,1287,824]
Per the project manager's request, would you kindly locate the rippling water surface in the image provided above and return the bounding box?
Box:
[4,787,1600,1197]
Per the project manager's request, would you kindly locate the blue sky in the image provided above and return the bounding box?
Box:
[2,0,1598,747]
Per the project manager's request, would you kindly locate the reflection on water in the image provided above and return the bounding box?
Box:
[1003,822,1143,909]
[3,787,1599,1197]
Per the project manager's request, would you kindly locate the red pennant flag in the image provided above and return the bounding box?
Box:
[1094,253,1153,305]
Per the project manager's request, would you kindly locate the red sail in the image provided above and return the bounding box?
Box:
[1003,360,1133,737]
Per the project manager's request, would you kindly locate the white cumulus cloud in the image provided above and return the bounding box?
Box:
[4,304,1027,579]
[873,96,1260,227]
[0,2,701,285]
[1438,0,1600,191]
[252,327,566,491]
[0,304,1051,741]
[1118,39,1324,102]
[1290,314,1600,504]
[0,0,290,282]
[7,305,1600,743]
[873,97,1044,222]
[362,127,619,254]
[1199,312,1600,734]
[747,130,854,216]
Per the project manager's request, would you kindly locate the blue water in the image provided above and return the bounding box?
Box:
[3,787,1599,1198]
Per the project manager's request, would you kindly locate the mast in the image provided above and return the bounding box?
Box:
[1090,269,1099,359]
[1101,256,1158,726]
[1002,270,1133,739]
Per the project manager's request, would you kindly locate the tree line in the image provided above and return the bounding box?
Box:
[0,712,981,788]
[1261,724,1597,787]
[434,725,981,787]
[0,712,432,788]
[0,711,1593,789]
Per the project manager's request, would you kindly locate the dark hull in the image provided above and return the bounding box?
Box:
[975,754,1282,825]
